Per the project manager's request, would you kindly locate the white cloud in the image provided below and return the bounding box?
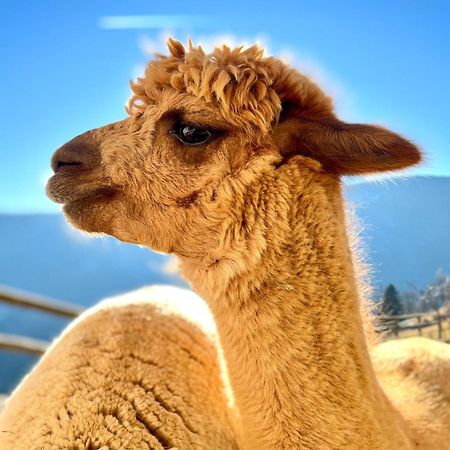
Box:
[98,15,213,30]
[194,32,271,53]
[161,256,180,275]
[138,30,176,55]
[277,46,358,121]
[137,31,270,56]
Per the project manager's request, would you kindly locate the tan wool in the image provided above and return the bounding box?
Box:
[1,39,448,450]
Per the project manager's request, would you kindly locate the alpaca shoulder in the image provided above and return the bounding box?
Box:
[372,337,450,450]
[0,286,239,450]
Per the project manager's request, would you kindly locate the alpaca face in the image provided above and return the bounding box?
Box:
[47,92,277,252]
[47,39,421,254]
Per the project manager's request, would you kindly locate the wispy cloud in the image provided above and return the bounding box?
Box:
[161,256,180,276]
[277,47,358,121]
[98,15,215,30]
[137,31,271,61]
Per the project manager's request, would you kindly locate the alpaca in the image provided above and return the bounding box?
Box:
[4,39,449,449]
[0,286,240,449]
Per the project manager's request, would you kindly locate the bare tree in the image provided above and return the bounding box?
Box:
[408,272,450,339]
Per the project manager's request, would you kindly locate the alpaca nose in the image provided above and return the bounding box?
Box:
[51,133,100,173]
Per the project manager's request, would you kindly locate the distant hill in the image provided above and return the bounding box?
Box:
[0,175,449,392]
[345,176,450,291]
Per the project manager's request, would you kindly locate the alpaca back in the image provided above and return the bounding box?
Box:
[0,286,240,450]
[372,337,450,450]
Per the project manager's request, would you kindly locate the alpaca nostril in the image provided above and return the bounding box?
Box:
[51,132,101,173]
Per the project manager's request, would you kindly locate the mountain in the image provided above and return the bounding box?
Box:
[0,176,449,392]
[345,176,450,292]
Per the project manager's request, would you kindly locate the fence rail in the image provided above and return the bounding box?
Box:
[0,333,49,355]
[0,285,83,354]
[0,285,449,354]
[377,312,450,341]
[0,285,83,318]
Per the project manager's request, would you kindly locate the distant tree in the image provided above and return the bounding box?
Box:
[401,290,421,314]
[420,272,450,314]
[381,284,403,316]
[406,272,450,314]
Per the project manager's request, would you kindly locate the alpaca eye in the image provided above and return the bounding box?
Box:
[170,123,212,146]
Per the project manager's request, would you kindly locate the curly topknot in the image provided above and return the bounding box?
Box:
[128,38,333,133]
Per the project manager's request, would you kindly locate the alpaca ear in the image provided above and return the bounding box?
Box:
[272,105,422,175]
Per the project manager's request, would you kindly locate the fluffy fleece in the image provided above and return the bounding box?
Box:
[2,39,448,449]
[0,286,240,449]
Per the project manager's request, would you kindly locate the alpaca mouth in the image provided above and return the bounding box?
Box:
[46,174,117,205]
[64,187,118,207]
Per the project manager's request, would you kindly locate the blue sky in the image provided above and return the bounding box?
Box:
[1,1,449,213]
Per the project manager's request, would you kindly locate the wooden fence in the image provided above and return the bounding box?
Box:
[377,312,450,341]
[0,285,82,355]
[1,284,449,354]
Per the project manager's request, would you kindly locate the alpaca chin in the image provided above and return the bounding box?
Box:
[62,190,120,234]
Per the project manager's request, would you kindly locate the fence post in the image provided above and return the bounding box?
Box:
[394,320,399,338]
[437,314,442,340]
[417,315,422,336]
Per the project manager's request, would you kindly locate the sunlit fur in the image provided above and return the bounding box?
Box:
[0,287,241,450]
[2,40,448,450]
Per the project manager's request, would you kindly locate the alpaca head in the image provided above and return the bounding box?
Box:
[47,39,421,256]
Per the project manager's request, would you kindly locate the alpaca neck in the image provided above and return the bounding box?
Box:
[179,158,412,450]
